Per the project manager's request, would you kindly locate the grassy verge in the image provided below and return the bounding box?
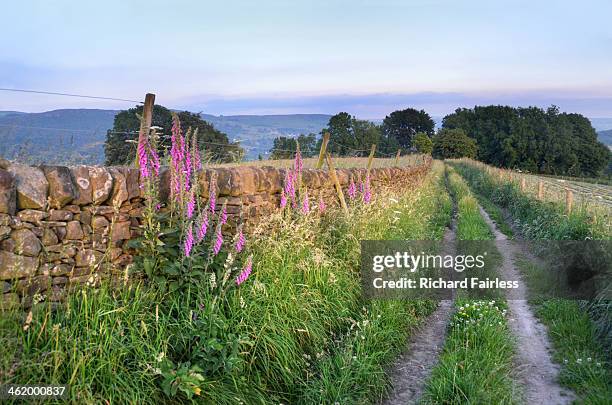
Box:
[423,165,519,404]
[513,257,612,403]
[0,162,451,404]
[474,193,513,238]
[449,161,609,240]
[296,160,451,404]
[459,163,612,403]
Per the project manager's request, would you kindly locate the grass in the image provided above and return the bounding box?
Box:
[449,161,610,240]
[423,165,520,404]
[0,161,451,404]
[474,193,513,238]
[460,164,612,404]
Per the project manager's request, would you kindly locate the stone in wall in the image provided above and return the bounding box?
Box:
[70,166,93,205]
[40,165,76,208]
[7,163,49,209]
[89,167,113,205]
[108,167,129,206]
[0,169,16,215]
[0,250,38,280]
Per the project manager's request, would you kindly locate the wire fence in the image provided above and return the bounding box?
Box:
[456,158,612,212]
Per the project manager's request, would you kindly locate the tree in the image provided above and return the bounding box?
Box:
[269,133,317,159]
[381,108,435,150]
[316,112,381,156]
[413,132,433,154]
[441,105,611,177]
[104,104,242,165]
[432,128,477,159]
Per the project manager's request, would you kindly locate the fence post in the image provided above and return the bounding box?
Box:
[136,93,155,167]
[520,177,526,192]
[326,153,348,214]
[565,189,573,214]
[537,180,544,200]
[395,149,401,166]
[316,132,330,169]
[366,144,376,177]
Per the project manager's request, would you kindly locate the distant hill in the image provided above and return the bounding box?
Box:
[199,114,331,158]
[0,109,118,165]
[0,109,332,163]
[597,129,612,147]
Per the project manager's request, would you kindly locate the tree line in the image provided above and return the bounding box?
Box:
[104,103,610,177]
[270,106,610,177]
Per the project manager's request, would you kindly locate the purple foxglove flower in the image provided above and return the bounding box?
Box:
[150,147,160,177]
[196,211,208,242]
[280,190,287,208]
[236,255,253,286]
[209,175,217,213]
[235,228,246,253]
[294,149,303,175]
[348,180,357,200]
[213,227,223,255]
[301,194,310,214]
[318,194,326,213]
[186,191,195,219]
[184,224,194,257]
[137,138,149,180]
[220,205,228,225]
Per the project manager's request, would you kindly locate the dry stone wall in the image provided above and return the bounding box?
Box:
[0,157,431,308]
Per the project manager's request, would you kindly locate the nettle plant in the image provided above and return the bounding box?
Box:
[131,113,253,294]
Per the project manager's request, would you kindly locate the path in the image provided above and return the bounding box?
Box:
[382,220,456,405]
[478,206,575,404]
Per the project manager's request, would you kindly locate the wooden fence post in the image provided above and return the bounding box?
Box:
[537,180,544,200]
[316,132,330,169]
[366,144,376,177]
[326,153,348,214]
[395,149,401,166]
[136,93,155,167]
[565,189,573,214]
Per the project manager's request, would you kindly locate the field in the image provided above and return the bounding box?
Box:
[210,154,426,169]
[0,150,610,404]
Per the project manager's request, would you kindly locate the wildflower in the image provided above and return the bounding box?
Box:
[137,136,149,179]
[186,189,195,219]
[280,189,288,208]
[209,272,217,289]
[284,170,296,200]
[220,204,228,225]
[213,227,223,255]
[183,223,194,257]
[192,129,202,171]
[294,148,303,175]
[209,173,217,213]
[302,193,310,214]
[235,227,246,253]
[318,193,326,213]
[347,180,357,200]
[236,255,253,285]
[363,175,372,204]
[150,145,161,176]
[196,210,209,241]
[170,114,185,199]
[577,358,583,364]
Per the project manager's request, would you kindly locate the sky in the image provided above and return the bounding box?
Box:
[1,0,611,118]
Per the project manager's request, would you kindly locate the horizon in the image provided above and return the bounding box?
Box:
[1,1,611,118]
